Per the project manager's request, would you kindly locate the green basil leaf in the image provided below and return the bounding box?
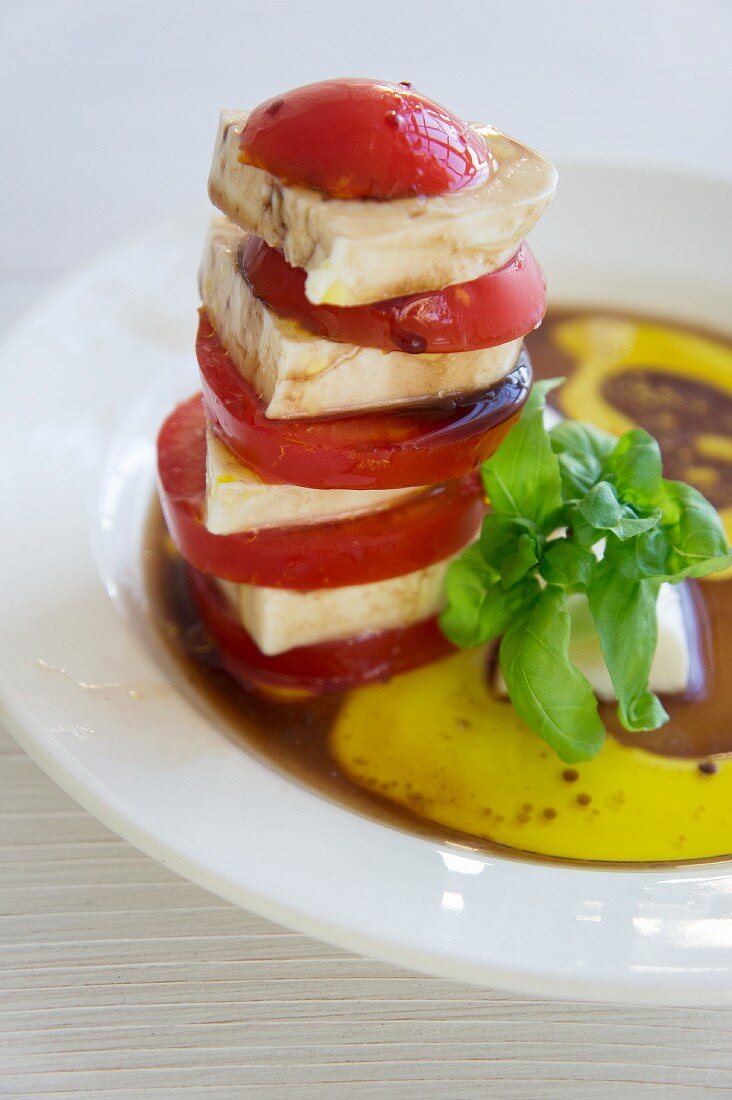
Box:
[441,385,731,764]
[439,545,498,647]
[482,407,563,530]
[564,510,604,551]
[657,480,732,580]
[578,481,660,541]
[524,376,565,413]
[604,428,663,506]
[480,513,537,565]
[610,482,732,582]
[587,561,668,731]
[500,532,540,589]
[499,586,606,762]
[602,526,669,580]
[550,420,617,498]
[440,546,539,647]
[540,540,596,589]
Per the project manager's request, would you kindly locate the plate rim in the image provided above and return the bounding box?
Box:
[2,163,732,1006]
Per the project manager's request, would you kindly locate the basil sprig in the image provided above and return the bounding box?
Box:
[439,379,732,762]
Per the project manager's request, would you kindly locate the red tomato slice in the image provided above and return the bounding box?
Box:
[241,237,545,354]
[238,78,491,200]
[187,564,455,696]
[157,395,485,589]
[197,312,530,490]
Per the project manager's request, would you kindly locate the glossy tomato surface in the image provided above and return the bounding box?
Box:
[157,396,485,588]
[238,78,491,199]
[242,237,545,354]
[187,564,456,696]
[197,312,531,490]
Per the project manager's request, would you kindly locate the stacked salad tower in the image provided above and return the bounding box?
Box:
[156,78,557,697]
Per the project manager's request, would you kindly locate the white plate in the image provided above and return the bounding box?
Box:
[1,165,731,1006]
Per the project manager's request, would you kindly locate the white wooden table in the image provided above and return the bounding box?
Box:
[6,720,732,1098]
[3,2,732,1094]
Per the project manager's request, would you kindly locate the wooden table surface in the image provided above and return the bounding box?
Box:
[3,2,732,1095]
[5,720,732,1099]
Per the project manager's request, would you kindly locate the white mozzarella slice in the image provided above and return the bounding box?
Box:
[495,583,691,701]
[216,554,458,656]
[209,113,557,306]
[200,218,523,419]
[205,429,422,535]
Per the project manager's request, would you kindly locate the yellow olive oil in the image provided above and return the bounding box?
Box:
[331,646,731,862]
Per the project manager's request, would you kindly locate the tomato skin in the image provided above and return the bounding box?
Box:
[197,312,531,490]
[238,78,491,200]
[241,238,546,354]
[157,395,485,589]
[187,564,456,695]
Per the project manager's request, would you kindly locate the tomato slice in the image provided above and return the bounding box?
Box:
[238,78,491,200]
[241,237,546,354]
[187,564,455,695]
[197,312,531,490]
[157,395,485,588]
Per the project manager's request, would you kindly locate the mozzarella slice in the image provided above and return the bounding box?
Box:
[216,553,457,656]
[495,583,691,700]
[200,218,523,419]
[209,113,557,306]
[205,429,422,535]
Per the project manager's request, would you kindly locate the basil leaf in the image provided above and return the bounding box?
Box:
[611,482,732,582]
[480,513,537,565]
[577,481,660,541]
[439,545,498,647]
[550,420,617,498]
[441,385,731,763]
[500,532,540,589]
[587,561,668,731]
[524,376,564,413]
[656,480,732,580]
[540,540,596,589]
[565,511,605,551]
[499,586,606,762]
[602,526,669,580]
[482,406,563,530]
[440,546,539,647]
[604,428,663,506]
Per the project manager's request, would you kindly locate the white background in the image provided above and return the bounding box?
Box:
[2,0,731,329]
[2,2,732,1095]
